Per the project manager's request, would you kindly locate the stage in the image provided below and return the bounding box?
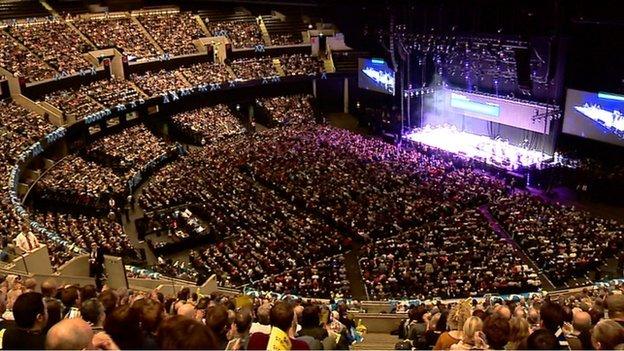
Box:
[404,124,553,171]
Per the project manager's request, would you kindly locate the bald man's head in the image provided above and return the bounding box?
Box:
[573,311,592,332]
[494,305,512,320]
[41,279,58,299]
[177,303,196,319]
[46,318,94,350]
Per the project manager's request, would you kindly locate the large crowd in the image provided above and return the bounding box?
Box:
[41,87,103,121]
[39,78,141,122]
[0,30,56,82]
[131,69,190,97]
[280,54,323,76]
[82,124,172,176]
[394,286,624,350]
[169,104,246,145]
[0,276,370,350]
[205,19,264,48]
[6,20,94,76]
[359,210,541,301]
[257,94,315,126]
[32,210,136,262]
[230,57,279,81]
[137,13,204,56]
[0,101,58,260]
[238,126,507,239]
[139,143,351,292]
[33,155,125,209]
[490,193,624,286]
[179,61,232,86]
[74,17,160,60]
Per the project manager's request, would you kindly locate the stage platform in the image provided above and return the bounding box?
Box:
[404,125,553,172]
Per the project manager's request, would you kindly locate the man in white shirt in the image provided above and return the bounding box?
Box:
[15,224,39,253]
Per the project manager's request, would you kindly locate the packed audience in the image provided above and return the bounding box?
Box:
[139,142,351,289]
[169,104,246,145]
[239,126,508,239]
[131,69,190,97]
[0,101,59,261]
[40,78,141,121]
[252,256,351,299]
[270,32,303,46]
[230,57,279,81]
[81,78,142,107]
[82,124,172,176]
[280,54,323,76]
[205,19,264,48]
[33,155,125,209]
[395,285,624,351]
[6,20,94,75]
[490,193,624,287]
[41,87,103,121]
[138,13,204,56]
[360,210,541,300]
[74,17,160,59]
[0,30,56,81]
[0,277,368,350]
[257,94,315,126]
[179,61,231,86]
[32,210,136,260]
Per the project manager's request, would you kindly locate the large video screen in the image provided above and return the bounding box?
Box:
[563,89,624,146]
[423,89,551,134]
[358,58,395,95]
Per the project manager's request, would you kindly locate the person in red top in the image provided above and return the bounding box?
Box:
[247,302,310,350]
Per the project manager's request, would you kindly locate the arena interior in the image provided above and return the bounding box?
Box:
[0,0,622,349]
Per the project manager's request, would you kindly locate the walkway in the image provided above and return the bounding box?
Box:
[343,244,368,301]
[477,205,557,291]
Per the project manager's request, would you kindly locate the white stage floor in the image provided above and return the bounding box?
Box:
[404,125,552,171]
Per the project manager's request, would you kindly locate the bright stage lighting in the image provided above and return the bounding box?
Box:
[405,125,551,171]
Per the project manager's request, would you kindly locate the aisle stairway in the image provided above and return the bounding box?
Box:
[478,205,556,290]
[353,333,397,350]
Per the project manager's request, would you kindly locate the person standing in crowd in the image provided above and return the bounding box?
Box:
[248,301,310,350]
[89,243,105,291]
[1,292,48,349]
[14,223,39,253]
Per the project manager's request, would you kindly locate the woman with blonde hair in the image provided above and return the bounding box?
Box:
[434,300,473,350]
[505,317,529,350]
[450,317,487,350]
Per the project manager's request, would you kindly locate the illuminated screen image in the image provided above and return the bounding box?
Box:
[358,58,395,95]
[563,89,624,146]
[450,93,500,117]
